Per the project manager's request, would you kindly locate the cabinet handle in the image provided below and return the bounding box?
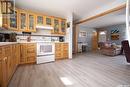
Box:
[3,57,7,61]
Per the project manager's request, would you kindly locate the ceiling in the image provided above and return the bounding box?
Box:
[80,8,128,28]
[15,0,115,21]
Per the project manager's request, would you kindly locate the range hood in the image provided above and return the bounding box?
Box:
[36,25,53,30]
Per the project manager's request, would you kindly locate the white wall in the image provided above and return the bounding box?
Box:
[65,13,73,59]
[79,26,96,51]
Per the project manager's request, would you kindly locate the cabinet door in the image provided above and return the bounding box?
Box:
[28,13,36,32]
[9,9,19,31]
[15,44,20,66]
[20,44,27,64]
[19,10,27,31]
[4,46,12,81]
[11,45,18,71]
[26,43,36,63]
[45,16,53,26]
[55,43,68,60]
[55,43,62,60]
[0,47,3,87]
[60,20,66,35]
[62,43,68,58]
[2,57,8,87]
[0,60,2,87]
[36,15,44,25]
[53,18,60,34]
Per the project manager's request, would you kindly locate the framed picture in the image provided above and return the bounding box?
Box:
[111,29,119,40]
[111,35,119,40]
[79,31,87,37]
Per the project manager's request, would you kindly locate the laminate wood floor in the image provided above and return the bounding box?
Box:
[8,53,130,87]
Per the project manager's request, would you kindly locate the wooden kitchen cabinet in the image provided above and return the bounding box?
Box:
[36,15,44,25]
[1,57,8,87]
[45,16,53,26]
[55,43,68,60]
[20,43,36,64]
[26,43,36,63]
[19,10,36,32]
[4,46,12,82]
[28,12,36,32]
[2,8,67,35]
[52,18,60,34]
[0,59,3,87]
[0,44,23,87]
[11,44,20,71]
[0,46,9,87]
[20,44,27,64]
[0,47,4,87]
[8,8,19,31]
[19,10,28,32]
[60,19,66,35]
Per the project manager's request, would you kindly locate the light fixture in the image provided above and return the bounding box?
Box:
[100,31,106,35]
[60,77,73,86]
[36,25,53,30]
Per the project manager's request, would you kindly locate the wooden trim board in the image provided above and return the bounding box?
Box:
[76,3,126,24]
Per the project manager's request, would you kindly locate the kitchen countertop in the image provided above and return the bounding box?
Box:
[18,42,37,43]
[0,42,18,46]
[55,42,68,43]
[0,42,68,46]
[0,42,36,46]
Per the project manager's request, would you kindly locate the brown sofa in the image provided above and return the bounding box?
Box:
[98,42,121,56]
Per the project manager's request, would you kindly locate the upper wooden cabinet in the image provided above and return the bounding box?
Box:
[51,18,66,35]
[19,10,28,31]
[3,8,67,34]
[52,18,60,34]
[45,16,53,26]
[36,15,44,25]
[60,19,66,35]
[8,8,19,31]
[28,12,36,32]
[19,10,36,32]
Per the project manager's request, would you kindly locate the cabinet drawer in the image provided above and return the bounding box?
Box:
[27,49,36,53]
[27,57,35,60]
[63,47,68,50]
[27,53,36,57]
[55,43,61,46]
[63,52,68,55]
[55,49,61,51]
[27,44,36,47]
[20,58,26,62]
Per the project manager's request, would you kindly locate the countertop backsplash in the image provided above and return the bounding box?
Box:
[16,35,60,42]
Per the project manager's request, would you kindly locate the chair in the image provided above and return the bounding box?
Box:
[121,40,130,63]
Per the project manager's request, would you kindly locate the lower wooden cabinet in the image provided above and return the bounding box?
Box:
[55,43,68,60]
[20,43,36,64]
[0,44,20,87]
[0,59,3,87]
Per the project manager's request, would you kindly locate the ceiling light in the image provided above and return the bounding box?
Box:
[100,32,106,35]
